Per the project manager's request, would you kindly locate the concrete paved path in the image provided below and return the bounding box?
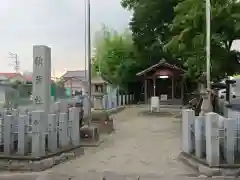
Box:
[0,107,237,179]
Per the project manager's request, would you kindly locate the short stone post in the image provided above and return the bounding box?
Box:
[114,96,117,108]
[224,118,235,165]
[108,93,112,109]
[0,118,3,146]
[18,115,27,155]
[59,113,69,148]
[4,115,13,155]
[123,94,125,106]
[32,111,45,157]
[182,109,195,153]
[48,114,58,152]
[69,107,80,146]
[195,116,205,158]
[206,112,220,166]
[11,109,18,150]
[126,94,128,105]
[118,95,122,106]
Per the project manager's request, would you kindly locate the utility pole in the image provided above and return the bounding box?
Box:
[206,0,211,110]
[84,0,87,79]
[9,52,20,73]
[86,0,92,125]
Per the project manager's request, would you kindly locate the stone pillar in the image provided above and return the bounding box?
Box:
[33,45,51,132]
[48,114,58,153]
[182,109,195,153]
[113,93,117,108]
[18,115,27,155]
[195,116,205,158]
[31,111,45,157]
[4,115,13,155]
[11,109,18,150]
[108,89,112,109]
[123,95,125,106]
[69,107,80,146]
[224,118,235,165]
[206,112,220,166]
[172,78,174,99]
[119,94,122,106]
[59,113,69,147]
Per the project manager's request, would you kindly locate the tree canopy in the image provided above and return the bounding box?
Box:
[92,0,240,92]
[121,0,240,82]
[92,26,141,89]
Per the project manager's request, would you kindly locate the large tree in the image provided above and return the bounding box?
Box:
[122,0,240,82]
[92,26,141,89]
[165,0,240,81]
[121,0,181,69]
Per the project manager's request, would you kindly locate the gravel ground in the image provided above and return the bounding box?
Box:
[0,106,238,180]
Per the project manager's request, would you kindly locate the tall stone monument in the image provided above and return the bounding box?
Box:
[32,45,51,131]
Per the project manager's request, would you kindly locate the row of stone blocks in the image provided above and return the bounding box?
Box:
[101,94,134,110]
[182,109,236,167]
[0,106,81,158]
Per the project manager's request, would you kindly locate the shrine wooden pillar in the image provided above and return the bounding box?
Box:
[144,78,148,104]
[171,77,174,99]
[181,78,184,103]
[153,77,156,96]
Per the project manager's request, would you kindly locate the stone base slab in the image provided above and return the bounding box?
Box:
[91,111,114,134]
[0,147,83,172]
[80,125,100,145]
[178,152,240,177]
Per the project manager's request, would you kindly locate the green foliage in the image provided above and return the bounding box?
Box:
[92,26,141,89]
[121,0,240,82]
[165,0,240,81]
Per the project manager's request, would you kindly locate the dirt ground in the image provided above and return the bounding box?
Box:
[0,106,236,180]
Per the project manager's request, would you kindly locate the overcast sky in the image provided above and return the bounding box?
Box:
[0,0,131,77]
[0,1,239,77]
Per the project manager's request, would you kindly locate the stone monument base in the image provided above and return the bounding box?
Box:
[91,110,114,134]
[80,125,101,146]
[0,145,83,172]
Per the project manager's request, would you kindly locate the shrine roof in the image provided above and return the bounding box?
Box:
[136,59,185,76]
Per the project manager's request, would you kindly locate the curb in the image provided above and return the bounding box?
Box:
[178,152,240,177]
[0,146,84,172]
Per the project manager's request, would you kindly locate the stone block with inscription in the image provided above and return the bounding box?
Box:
[31,110,46,157]
[206,112,220,166]
[32,45,51,132]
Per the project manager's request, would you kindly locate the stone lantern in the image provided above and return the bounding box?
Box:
[91,75,107,110]
[90,75,114,134]
[199,72,212,116]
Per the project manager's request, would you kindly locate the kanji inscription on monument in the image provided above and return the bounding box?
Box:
[32,46,51,115]
[34,57,43,66]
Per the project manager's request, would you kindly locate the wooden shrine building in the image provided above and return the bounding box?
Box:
[136,60,185,105]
